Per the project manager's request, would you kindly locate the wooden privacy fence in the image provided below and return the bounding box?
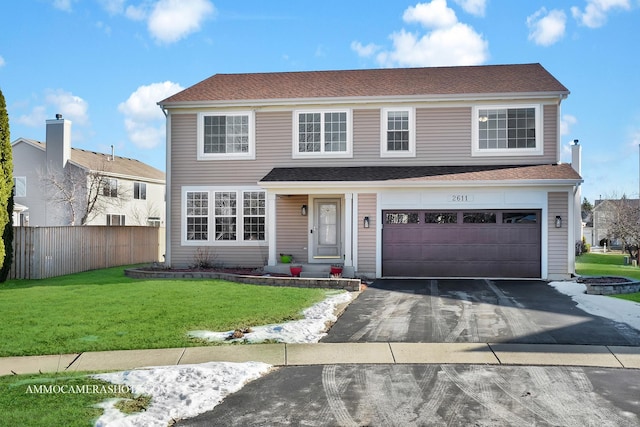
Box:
[10,226,165,280]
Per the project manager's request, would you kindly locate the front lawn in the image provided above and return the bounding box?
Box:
[575,252,640,302]
[575,252,640,280]
[0,372,137,427]
[0,266,327,357]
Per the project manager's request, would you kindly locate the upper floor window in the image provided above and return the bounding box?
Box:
[294,110,352,158]
[134,182,147,200]
[103,178,118,197]
[472,105,542,157]
[381,108,415,157]
[13,177,26,197]
[197,111,255,160]
[106,214,125,226]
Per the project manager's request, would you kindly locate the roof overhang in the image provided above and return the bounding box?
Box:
[258,164,583,191]
[159,91,569,111]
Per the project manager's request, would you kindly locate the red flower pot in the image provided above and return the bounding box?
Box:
[330,266,343,276]
[289,266,302,277]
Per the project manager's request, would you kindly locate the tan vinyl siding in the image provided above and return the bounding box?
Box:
[543,104,558,163]
[418,107,471,164]
[276,195,309,263]
[357,194,377,277]
[548,191,569,278]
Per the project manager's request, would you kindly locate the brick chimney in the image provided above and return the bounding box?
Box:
[45,114,71,169]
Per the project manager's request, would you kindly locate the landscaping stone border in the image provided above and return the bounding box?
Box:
[124,267,362,292]
[581,277,640,295]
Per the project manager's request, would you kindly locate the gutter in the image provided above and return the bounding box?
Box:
[158,91,570,111]
[258,178,584,190]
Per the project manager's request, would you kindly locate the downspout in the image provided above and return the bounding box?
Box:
[160,105,171,266]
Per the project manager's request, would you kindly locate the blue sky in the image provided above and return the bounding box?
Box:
[1,0,639,203]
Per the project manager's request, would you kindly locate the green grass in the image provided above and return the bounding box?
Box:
[575,252,640,280]
[0,371,138,427]
[0,266,327,357]
[576,252,640,302]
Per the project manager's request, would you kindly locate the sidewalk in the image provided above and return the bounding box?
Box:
[2,343,640,376]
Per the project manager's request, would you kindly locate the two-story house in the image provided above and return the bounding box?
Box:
[12,115,166,227]
[158,63,583,280]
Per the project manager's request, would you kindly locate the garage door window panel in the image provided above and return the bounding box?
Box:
[385,212,420,224]
[463,212,496,223]
[502,212,538,223]
[424,212,457,224]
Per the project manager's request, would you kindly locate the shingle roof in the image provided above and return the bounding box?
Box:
[24,140,165,182]
[260,164,581,184]
[160,63,569,105]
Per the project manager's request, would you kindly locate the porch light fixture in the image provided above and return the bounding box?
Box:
[301,205,307,216]
[555,215,562,228]
[363,216,370,228]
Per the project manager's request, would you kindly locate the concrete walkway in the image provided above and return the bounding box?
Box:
[2,343,640,376]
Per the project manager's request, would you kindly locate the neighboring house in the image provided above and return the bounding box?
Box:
[12,115,166,227]
[591,198,640,248]
[158,63,583,280]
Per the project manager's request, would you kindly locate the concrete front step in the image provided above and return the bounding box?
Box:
[264,263,354,278]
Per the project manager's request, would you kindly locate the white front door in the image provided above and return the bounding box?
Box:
[313,199,341,260]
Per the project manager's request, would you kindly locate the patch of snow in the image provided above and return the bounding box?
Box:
[189,290,355,343]
[92,290,355,426]
[93,361,271,427]
[549,281,640,331]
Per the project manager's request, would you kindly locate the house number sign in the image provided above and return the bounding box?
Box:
[450,194,474,202]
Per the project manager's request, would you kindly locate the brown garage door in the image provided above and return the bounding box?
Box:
[382,210,541,278]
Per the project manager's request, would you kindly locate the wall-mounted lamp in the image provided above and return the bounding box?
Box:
[363,216,370,228]
[555,215,562,228]
[301,205,307,216]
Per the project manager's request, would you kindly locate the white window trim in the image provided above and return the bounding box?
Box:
[13,176,26,197]
[471,104,543,157]
[197,111,256,161]
[380,107,416,158]
[292,109,353,159]
[181,186,267,246]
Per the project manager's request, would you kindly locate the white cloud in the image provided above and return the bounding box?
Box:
[44,89,89,126]
[0,55,5,68]
[16,106,48,128]
[527,8,566,46]
[403,0,458,29]
[453,0,487,17]
[14,89,89,130]
[571,0,631,28]
[351,41,381,58]
[561,114,577,136]
[377,25,488,67]
[52,0,75,12]
[118,81,184,149]
[98,0,125,15]
[148,0,216,44]
[125,4,148,21]
[355,0,488,68]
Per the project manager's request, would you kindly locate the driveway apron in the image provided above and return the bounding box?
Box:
[321,279,640,345]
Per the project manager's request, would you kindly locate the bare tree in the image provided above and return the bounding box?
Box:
[605,197,640,263]
[40,159,131,225]
[128,201,162,226]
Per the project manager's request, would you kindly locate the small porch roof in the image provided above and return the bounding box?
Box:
[259,164,583,188]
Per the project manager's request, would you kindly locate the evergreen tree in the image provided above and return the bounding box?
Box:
[0,89,14,280]
[0,193,13,281]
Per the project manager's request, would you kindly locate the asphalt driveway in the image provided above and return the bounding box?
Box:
[321,279,640,345]
[176,279,640,426]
